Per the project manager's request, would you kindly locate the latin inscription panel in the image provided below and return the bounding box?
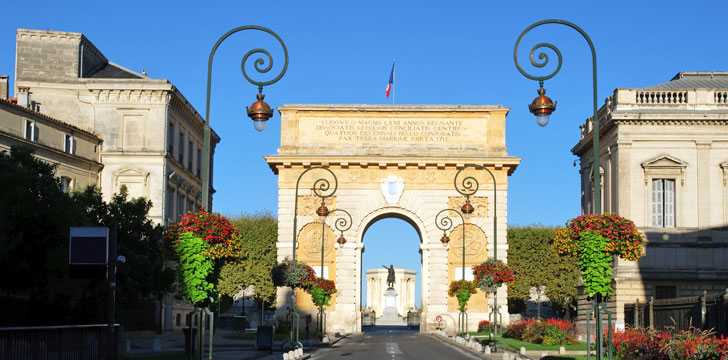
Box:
[299,115,489,146]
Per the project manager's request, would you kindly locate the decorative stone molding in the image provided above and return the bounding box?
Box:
[112,167,150,198]
[296,222,336,260]
[91,89,167,105]
[296,195,337,217]
[448,196,487,218]
[448,224,487,261]
[720,162,728,186]
[641,154,687,186]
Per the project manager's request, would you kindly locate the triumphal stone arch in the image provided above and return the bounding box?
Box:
[266,104,520,334]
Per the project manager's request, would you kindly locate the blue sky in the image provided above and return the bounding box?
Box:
[2,0,726,307]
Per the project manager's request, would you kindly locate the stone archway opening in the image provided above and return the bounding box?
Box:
[361,215,422,327]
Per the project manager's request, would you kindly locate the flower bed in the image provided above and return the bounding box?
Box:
[478,320,494,332]
[609,327,728,360]
[505,319,578,346]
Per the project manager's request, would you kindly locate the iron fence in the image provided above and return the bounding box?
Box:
[406,310,420,329]
[0,324,119,360]
[624,290,728,335]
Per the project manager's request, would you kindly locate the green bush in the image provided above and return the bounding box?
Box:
[507,226,580,316]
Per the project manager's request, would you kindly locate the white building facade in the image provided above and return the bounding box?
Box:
[573,72,728,327]
[365,268,417,317]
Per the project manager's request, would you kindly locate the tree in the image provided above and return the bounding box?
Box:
[219,213,278,308]
[72,186,175,306]
[507,226,580,317]
[0,146,79,325]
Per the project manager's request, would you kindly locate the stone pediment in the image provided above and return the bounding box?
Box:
[641,154,688,169]
[113,167,149,177]
[641,155,687,186]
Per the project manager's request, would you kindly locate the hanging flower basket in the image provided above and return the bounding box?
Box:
[166,209,240,260]
[272,258,315,290]
[307,277,337,307]
[553,213,647,261]
[448,280,478,311]
[472,258,514,294]
[553,214,648,298]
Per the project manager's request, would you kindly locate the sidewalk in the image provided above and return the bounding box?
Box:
[121,328,280,360]
[122,328,341,360]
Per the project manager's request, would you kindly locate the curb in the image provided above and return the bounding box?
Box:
[431,331,532,360]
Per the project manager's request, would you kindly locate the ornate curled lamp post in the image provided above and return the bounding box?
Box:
[291,166,338,347]
[201,25,289,210]
[453,165,499,348]
[315,208,351,338]
[194,25,287,360]
[435,208,467,335]
[514,20,609,359]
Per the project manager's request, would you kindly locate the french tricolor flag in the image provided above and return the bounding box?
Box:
[385,62,394,98]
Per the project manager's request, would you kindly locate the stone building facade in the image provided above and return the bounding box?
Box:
[0,97,103,189]
[365,267,416,318]
[572,72,728,328]
[11,28,221,331]
[13,29,220,226]
[267,104,520,334]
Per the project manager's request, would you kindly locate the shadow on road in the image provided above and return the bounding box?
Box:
[363,325,418,333]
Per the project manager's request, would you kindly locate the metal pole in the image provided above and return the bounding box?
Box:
[453,165,497,341]
[435,208,466,334]
[513,19,600,214]
[514,19,602,358]
[290,166,338,346]
[319,217,325,337]
[107,221,117,360]
[200,26,288,210]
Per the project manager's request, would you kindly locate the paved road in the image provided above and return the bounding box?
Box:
[307,326,482,360]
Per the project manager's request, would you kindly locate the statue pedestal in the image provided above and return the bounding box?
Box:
[377,288,406,326]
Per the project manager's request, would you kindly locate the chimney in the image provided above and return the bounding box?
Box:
[0,75,8,100]
[16,86,30,108]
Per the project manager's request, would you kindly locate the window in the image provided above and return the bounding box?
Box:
[177,193,185,220]
[187,141,193,170]
[25,119,38,141]
[166,186,176,222]
[178,132,185,163]
[652,179,675,227]
[60,177,72,193]
[196,147,201,178]
[167,123,175,154]
[64,134,75,154]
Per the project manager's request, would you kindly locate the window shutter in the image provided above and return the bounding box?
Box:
[32,122,38,142]
[665,179,675,227]
[652,179,663,226]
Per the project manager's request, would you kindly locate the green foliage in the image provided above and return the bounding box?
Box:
[220,213,278,306]
[307,277,337,307]
[507,226,580,315]
[0,146,78,324]
[0,146,174,325]
[72,186,175,305]
[273,257,315,289]
[175,232,216,307]
[577,232,613,297]
[448,280,477,311]
[309,287,328,307]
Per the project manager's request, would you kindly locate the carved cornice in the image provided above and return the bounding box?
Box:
[169,95,204,136]
[91,88,168,105]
